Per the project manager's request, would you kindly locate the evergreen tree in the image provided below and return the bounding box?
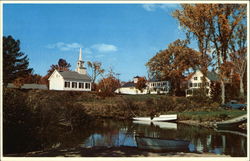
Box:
[3,36,33,86]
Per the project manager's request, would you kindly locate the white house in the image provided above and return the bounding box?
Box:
[115,76,170,95]
[115,76,148,95]
[185,70,219,97]
[147,79,170,94]
[48,48,92,91]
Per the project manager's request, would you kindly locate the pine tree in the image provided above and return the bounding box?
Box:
[3,36,33,86]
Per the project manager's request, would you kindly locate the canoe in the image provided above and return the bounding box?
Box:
[215,114,247,130]
[133,114,177,122]
[135,136,190,151]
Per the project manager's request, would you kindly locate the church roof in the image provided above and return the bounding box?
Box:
[59,71,91,82]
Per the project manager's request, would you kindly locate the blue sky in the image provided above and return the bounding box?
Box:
[3,3,187,82]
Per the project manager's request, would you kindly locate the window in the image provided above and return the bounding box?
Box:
[79,83,84,88]
[64,81,70,88]
[187,89,192,95]
[194,77,198,80]
[189,83,193,87]
[72,82,77,88]
[205,82,209,86]
[198,83,201,87]
[194,83,198,87]
[206,89,209,94]
[85,83,90,89]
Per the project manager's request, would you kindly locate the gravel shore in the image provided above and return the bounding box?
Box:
[5,146,229,157]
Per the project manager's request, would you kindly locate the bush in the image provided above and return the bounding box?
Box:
[188,89,211,105]
[115,97,138,118]
[175,97,192,111]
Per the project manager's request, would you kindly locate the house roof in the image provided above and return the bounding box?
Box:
[207,71,219,81]
[121,82,135,88]
[7,83,48,90]
[186,70,219,81]
[58,71,91,82]
[184,73,195,81]
[148,77,168,82]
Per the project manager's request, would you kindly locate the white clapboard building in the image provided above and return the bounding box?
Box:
[115,76,170,95]
[185,70,219,97]
[48,48,92,91]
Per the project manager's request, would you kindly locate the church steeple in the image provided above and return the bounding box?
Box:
[76,48,86,75]
[79,48,82,61]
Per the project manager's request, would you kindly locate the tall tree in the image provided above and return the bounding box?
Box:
[87,61,105,83]
[229,24,247,97]
[3,36,33,85]
[209,4,246,104]
[173,4,246,104]
[146,39,202,96]
[173,4,212,74]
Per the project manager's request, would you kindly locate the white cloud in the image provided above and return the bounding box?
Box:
[91,43,118,53]
[142,4,179,12]
[142,4,157,11]
[46,42,83,51]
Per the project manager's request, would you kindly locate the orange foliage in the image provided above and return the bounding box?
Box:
[135,77,147,92]
[97,76,120,97]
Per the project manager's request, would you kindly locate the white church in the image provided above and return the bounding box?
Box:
[48,48,92,91]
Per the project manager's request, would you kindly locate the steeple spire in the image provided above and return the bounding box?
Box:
[79,48,82,61]
[76,48,86,75]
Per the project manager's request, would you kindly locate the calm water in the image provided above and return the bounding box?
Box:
[80,119,247,157]
[4,118,247,157]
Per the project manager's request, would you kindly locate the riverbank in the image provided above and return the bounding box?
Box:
[3,88,247,155]
[3,88,247,127]
[6,146,229,157]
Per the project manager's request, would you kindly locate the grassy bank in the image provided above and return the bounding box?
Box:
[3,88,247,121]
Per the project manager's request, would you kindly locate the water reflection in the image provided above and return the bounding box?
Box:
[4,118,247,157]
[80,119,247,157]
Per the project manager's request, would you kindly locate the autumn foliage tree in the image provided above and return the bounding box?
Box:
[13,73,43,88]
[229,23,247,97]
[146,39,202,96]
[173,4,247,103]
[97,76,120,97]
[173,4,212,74]
[135,77,147,92]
